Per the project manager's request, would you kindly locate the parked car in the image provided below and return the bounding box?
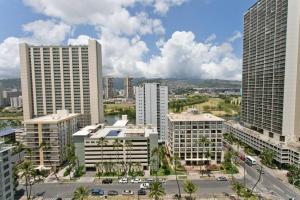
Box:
[119,177,128,184]
[90,188,105,196]
[144,178,153,183]
[102,178,113,184]
[131,178,141,183]
[140,183,150,189]
[107,190,118,196]
[158,178,166,183]
[216,176,228,181]
[122,190,134,195]
[138,189,147,195]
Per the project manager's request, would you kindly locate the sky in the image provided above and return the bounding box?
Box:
[0,0,257,80]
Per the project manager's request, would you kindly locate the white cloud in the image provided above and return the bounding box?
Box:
[137,31,242,80]
[228,31,242,42]
[23,0,165,36]
[0,37,20,78]
[151,0,188,14]
[69,31,242,80]
[205,34,216,43]
[23,19,71,44]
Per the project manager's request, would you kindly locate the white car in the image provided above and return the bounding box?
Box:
[140,183,150,189]
[131,178,141,183]
[119,178,128,184]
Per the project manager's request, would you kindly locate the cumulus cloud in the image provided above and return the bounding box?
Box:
[0,37,21,78]
[142,0,188,15]
[137,31,242,80]
[23,0,165,36]
[69,31,242,80]
[23,19,71,44]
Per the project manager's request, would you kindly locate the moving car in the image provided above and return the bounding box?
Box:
[140,183,150,189]
[216,176,228,181]
[131,178,141,183]
[122,190,134,195]
[107,190,118,196]
[102,178,113,184]
[119,177,128,184]
[90,188,105,196]
[138,189,147,195]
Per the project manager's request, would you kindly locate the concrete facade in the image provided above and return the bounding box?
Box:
[233,0,300,166]
[135,83,168,142]
[19,40,104,127]
[168,110,224,165]
[73,120,158,171]
[0,142,14,200]
[241,0,300,143]
[24,110,79,168]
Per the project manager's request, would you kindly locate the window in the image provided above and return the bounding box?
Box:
[280,136,285,142]
[269,132,274,138]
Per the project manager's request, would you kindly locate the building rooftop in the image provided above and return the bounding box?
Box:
[168,110,224,122]
[0,128,16,137]
[24,110,80,124]
[73,124,157,139]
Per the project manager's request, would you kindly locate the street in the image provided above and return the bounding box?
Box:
[240,161,300,200]
[18,180,233,199]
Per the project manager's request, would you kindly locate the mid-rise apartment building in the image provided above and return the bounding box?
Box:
[24,110,79,168]
[226,0,300,166]
[104,77,114,99]
[73,117,158,170]
[124,77,134,99]
[168,110,224,165]
[135,83,168,142]
[19,40,104,126]
[0,142,14,200]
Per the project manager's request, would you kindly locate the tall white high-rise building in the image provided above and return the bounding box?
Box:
[19,40,104,127]
[226,0,300,166]
[0,142,14,200]
[135,83,168,142]
[104,77,114,99]
[124,77,134,99]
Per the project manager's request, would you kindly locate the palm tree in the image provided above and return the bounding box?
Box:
[19,160,36,200]
[73,186,89,200]
[172,155,181,199]
[125,140,133,173]
[113,139,122,176]
[97,137,107,178]
[149,179,166,200]
[260,148,275,167]
[184,180,198,200]
[39,142,59,181]
[26,147,33,162]
[198,135,210,174]
[14,142,25,163]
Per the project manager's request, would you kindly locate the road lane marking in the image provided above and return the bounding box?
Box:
[273,184,284,193]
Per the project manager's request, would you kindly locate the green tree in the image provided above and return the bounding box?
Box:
[113,139,122,176]
[19,160,36,200]
[184,180,198,200]
[73,186,89,200]
[198,135,210,174]
[172,155,181,199]
[97,137,107,178]
[260,148,274,167]
[39,142,59,181]
[125,140,133,173]
[149,179,166,200]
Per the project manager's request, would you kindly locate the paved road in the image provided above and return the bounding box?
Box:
[18,180,232,199]
[239,160,299,200]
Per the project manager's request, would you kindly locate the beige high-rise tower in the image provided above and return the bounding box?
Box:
[19,40,104,126]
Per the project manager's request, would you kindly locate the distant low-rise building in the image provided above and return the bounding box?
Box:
[0,141,14,200]
[168,110,224,165]
[24,110,79,168]
[73,116,158,171]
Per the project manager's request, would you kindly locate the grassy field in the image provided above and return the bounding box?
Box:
[178,98,240,117]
